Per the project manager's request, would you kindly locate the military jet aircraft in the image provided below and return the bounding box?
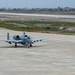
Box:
[1,32,48,48]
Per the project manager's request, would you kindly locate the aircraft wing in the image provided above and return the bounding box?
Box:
[0,39,23,43]
[32,37,48,43]
[7,40,23,43]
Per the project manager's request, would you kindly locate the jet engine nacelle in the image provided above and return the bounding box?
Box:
[13,35,20,40]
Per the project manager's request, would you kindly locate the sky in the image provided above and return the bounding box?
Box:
[0,0,75,8]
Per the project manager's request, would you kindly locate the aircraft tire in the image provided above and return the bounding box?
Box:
[30,44,32,47]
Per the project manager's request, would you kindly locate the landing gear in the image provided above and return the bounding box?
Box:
[30,44,32,47]
[27,44,32,48]
[15,43,17,47]
[27,44,30,48]
[14,43,32,48]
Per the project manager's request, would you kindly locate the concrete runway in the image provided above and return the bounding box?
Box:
[0,12,75,22]
[0,28,75,75]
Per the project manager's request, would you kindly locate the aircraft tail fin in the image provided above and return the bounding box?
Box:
[7,33,10,40]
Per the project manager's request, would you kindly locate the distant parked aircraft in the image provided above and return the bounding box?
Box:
[0,32,48,48]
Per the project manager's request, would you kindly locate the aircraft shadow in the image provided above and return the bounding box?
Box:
[0,45,43,48]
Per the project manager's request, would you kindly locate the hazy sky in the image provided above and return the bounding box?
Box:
[0,0,75,8]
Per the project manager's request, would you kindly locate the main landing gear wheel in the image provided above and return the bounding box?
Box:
[30,44,32,47]
[27,44,32,48]
[15,43,17,47]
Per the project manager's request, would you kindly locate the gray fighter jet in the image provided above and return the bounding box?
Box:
[1,32,48,48]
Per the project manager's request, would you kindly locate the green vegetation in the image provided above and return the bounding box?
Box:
[3,20,75,26]
[0,20,75,35]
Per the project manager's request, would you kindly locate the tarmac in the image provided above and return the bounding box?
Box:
[0,28,75,75]
[0,13,75,22]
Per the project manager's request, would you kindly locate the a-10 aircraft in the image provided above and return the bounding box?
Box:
[1,32,48,48]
